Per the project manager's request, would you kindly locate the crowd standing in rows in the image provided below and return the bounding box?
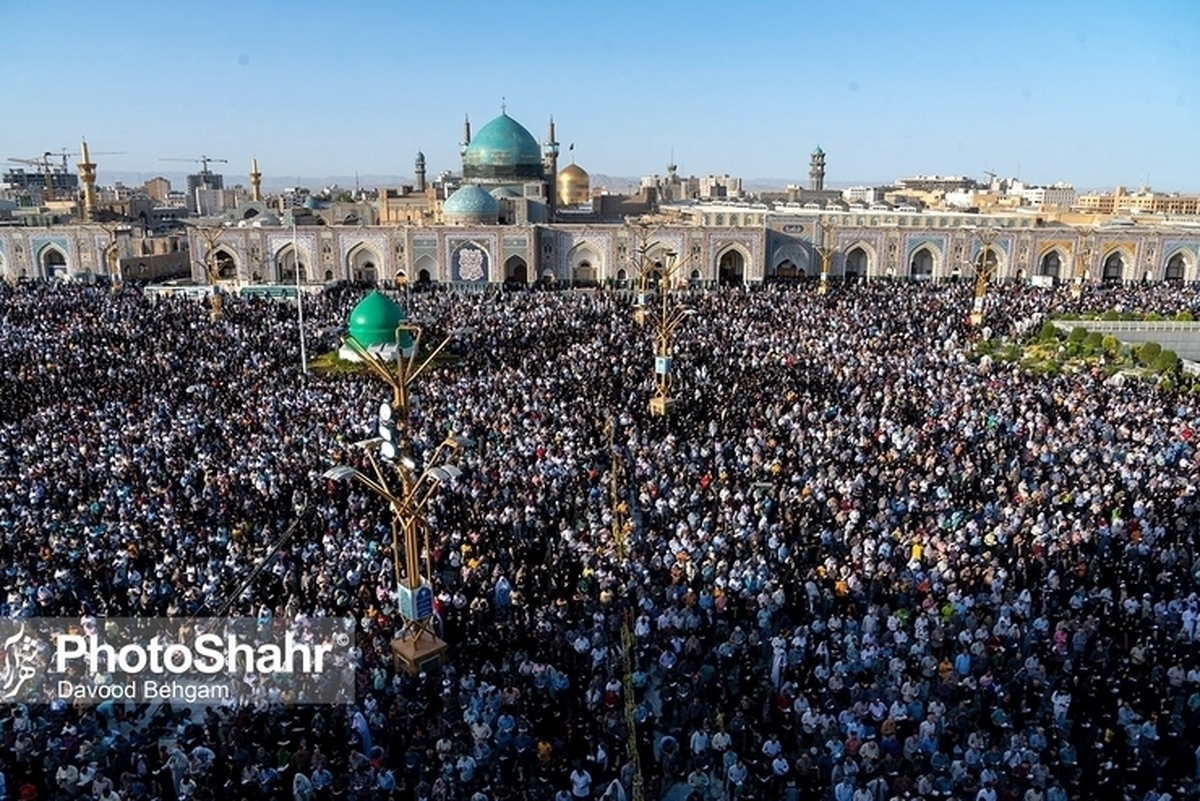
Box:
[1,276,1199,801]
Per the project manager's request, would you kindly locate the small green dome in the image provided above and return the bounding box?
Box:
[347,290,411,348]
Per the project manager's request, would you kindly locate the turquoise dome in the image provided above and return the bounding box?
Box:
[303,196,321,210]
[347,290,411,349]
[444,185,500,217]
[463,113,543,181]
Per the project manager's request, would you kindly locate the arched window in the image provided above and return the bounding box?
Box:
[1102,253,1124,283]
[1165,253,1186,282]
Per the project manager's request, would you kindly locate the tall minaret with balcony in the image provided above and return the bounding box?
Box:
[809,146,826,191]
[543,116,560,216]
[249,158,263,201]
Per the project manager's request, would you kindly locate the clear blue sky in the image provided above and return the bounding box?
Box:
[3,0,1197,191]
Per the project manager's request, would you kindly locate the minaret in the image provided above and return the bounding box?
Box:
[250,157,263,202]
[77,138,98,221]
[415,152,427,193]
[460,115,471,156]
[809,146,826,191]
[543,116,560,217]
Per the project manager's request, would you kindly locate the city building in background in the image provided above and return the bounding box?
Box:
[2,111,1199,287]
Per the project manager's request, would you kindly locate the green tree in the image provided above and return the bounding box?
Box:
[1152,349,1179,375]
[1136,342,1161,367]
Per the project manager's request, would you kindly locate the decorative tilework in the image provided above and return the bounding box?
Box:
[340,233,389,271]
[706,231,764,281]
[268,233,316,268]
[558,232,613,278]
[446,234,498,282]
[1161,240,1199,260]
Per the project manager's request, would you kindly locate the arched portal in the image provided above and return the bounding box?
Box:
[413,255,437,284]
[973,246,999,279]
[395,270,408,288]
[717,249,745,286]
[646,269,663,289]
[844,247,868,282]
[276,245,306,283]
[41,246,68,280]
[909,247,934,280]
[568,246,599,286]
[1038,250,1062,280]
[1165,253,1186,282]
[505,256,528,285]
[418,268,431,284]
[572,259,596,285]
[347,245,382,284]
[215,248,238,279]
[616,268,628,287]
[775,260,801,279]
[1102,252,1125,283]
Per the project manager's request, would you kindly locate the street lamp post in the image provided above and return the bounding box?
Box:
[969,228,1000,326]
[817,220,837,295]
[630,220,660,327]
[1071,229,1093,303]
[293,221,308,375]
[100,222,125,292]
[639,249,695,417]
[194,224,226,320]
[327,322,471,674]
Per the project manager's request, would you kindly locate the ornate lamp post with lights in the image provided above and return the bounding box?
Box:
[635,249,695,416]
[968,227,1000,326]
[630,220,661,327]
[99,221,128,292]
[325,300,472,674]
[192,224,227,320]
[1071,228,1093,303]
[816,220,837,295]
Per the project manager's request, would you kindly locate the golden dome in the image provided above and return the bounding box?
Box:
[557,162,590,206]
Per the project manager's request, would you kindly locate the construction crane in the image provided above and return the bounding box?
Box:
[48,147,125,171]
[161,156,230,216]
[160,155,229,175]
[7,154,59,200]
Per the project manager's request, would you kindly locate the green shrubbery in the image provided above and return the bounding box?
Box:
[974,312,1196,392]
[1152,349,1179,375]
[1137,342,1162,366]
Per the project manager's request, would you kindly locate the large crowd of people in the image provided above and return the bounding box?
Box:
[0,276,1198,801]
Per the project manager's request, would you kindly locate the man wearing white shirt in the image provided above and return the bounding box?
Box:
[570,764,593,798]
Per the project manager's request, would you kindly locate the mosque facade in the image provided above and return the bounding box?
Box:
[1,111,1199,286]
